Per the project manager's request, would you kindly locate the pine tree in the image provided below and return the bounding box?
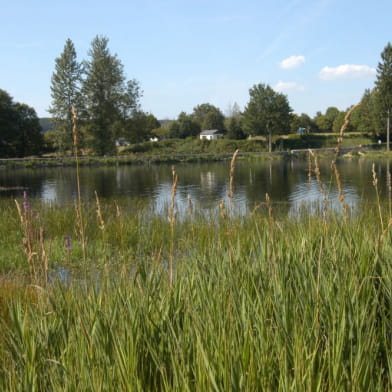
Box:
[83,36,141,155]
[375,42,392,150]
[49,38,82,153]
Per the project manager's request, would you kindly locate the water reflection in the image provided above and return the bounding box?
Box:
[0,159,391,216]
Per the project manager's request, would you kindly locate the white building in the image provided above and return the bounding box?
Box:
[199,129,224,140]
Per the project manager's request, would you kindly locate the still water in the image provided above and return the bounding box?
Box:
[0,159,391,216]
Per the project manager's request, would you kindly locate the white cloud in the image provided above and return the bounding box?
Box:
[275,80,305,92]
[319,64,376,80]
[279,55,305,69]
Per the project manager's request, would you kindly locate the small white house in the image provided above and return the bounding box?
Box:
[199,129,224,140]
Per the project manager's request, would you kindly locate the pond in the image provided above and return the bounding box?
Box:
[0,158,391,216]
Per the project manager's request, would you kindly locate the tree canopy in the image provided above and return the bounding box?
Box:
[375,42,392,149]
[49,38,83,153]
[243,84,292,151]
[0,89,43,157]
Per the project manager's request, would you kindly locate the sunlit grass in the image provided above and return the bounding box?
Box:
[0,192,392,390]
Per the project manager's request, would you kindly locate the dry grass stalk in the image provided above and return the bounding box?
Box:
[187,194,193,217]
[309,149,329,227]
[219,200,227,219]
[168,166,178,227]
[228,149,239,209]
[336,104,360,155]
[307,149,313,186]
[265,193,273,223]
[387,164,392,219]
[15,197,48,285]
[331,161,349,221]
[95,191,105,231]
[72,106,86,262]
[372,163,384,230]
[168,166,178,286]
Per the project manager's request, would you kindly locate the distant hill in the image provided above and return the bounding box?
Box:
[39,118,54,133]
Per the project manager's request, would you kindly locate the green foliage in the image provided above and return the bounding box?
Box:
[313,107,342,132]
[82,36,141,155]
[376,42,392,114]
[168,112,200,139]
[120,112,160,143]
[243,83,292,152]
[49,38,83,153]
[192,103,225,130]
[225,116,245,139]
[332,111,346,133]
[375,42,392,144]
[0,89,43,157]
[1,197,392,390]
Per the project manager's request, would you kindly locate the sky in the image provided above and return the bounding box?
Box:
[1,0,391,120]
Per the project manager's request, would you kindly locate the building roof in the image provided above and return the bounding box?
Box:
[200,129,222,136]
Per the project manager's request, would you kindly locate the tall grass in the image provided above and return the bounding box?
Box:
[1,138,392,389]
[0,197,392,390]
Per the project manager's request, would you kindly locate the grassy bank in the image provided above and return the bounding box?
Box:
[1,175,392,389]
[0,133,386,169]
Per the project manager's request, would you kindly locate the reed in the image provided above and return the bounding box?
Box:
[335,104,360,156]
[72,106,86,263]
[0,204,391,390]
[228,149,239,211]
[168,166,178,285]
[1,157,392,390]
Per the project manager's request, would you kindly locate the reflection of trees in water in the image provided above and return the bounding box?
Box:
[1,159,392,215]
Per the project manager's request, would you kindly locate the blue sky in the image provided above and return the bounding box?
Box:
[1,0,391,119]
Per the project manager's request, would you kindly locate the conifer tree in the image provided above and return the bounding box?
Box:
[375,42,392,150]
[49,38,82,153]
[83,35,141,155]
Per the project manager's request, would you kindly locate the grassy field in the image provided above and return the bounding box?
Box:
[1,153,392,390]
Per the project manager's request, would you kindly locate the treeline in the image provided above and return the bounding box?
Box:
[0,39,391,157]
[0,90,43,157]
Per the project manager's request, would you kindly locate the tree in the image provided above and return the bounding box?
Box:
[325,107,340,127]
[169,112,200,138]
[121,112,160,143]
[375,42,392,150]
[226,116,245,139]
[49,38,83,153]
[243,83,292,152]
[332,111,347,133]
[0,89,43,157]
[83,35,141,154]
[192,103,225,130]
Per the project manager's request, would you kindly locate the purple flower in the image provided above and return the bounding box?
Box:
[65,235,72,251]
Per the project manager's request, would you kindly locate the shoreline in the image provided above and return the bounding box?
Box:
[0,145,391,169]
